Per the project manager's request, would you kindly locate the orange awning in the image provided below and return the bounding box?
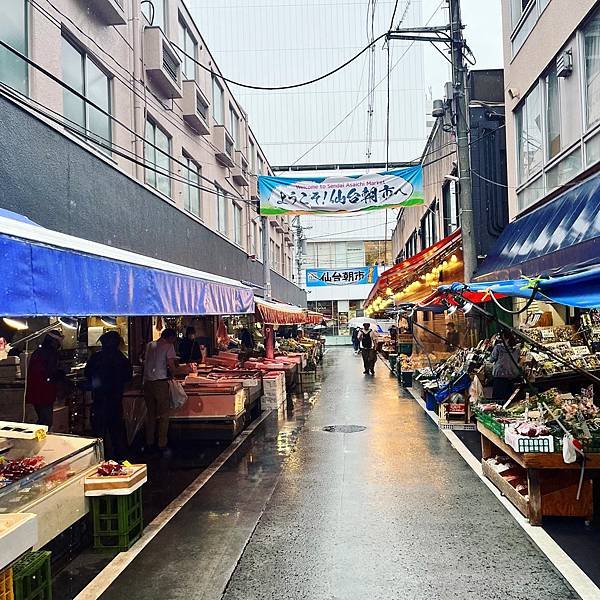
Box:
[255,298,321,325]
[366,229,462,309]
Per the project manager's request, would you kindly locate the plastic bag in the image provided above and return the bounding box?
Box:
[469,376,484,405]
[168,380,188,409]
[562,433,577,464]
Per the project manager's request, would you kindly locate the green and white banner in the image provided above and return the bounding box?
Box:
[258,165,424,215]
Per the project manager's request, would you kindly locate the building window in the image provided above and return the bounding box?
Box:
[257,226,263,259]
[0,0,28,95]
[405,231,418,259]
[584,9,600,129]
[145,119,171,197]
[420,203,437,250]
[233,203,243,245]
[257,154,264,175]
[249,140,256,173]
[510,0,535,29]
[216,185,227,235]
[62,37,111,150]
[515,83,543,185]
[178,18,197,81]
[143,0,165,31]
[442,181,459,236]
[229,104,239,150]
[183,155,200,217]
[546,64,561,160]
[212,76,224,125]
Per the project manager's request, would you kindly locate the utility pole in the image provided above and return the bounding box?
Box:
[448,0,475,283]
[386,0,477,282]
[261,216,272,300]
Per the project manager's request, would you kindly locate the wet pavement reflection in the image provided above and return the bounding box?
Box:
[70,349,579,599]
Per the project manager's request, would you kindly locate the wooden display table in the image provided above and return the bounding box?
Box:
[478,422,600,525]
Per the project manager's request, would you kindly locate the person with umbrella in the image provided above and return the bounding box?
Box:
[358,322,378,375]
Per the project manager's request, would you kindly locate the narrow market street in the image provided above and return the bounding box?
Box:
[83,349,578,600]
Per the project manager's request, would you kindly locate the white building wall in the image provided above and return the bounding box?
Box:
[186,0,427,166]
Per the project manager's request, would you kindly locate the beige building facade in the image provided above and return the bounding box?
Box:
[0,0,295,282]
[501,0,600,218]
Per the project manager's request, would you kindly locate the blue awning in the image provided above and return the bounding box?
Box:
[436,266,600,308]
[476,171,600,282]
[0,212,254,316]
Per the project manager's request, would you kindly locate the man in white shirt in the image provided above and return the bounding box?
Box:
[357,322,378,375]
[143,328,190,451]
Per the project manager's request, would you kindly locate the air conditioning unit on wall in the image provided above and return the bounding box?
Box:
[557,50,573,78]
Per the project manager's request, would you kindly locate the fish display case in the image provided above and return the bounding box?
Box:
[0,432,103,547]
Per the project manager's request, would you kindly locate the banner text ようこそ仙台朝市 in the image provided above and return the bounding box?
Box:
[258,166,423,215]
[306,267,379,287]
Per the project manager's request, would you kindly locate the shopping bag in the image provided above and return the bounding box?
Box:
[562,434,577,464]
[168,380,188,409]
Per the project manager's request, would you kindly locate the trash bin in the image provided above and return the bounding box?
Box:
[388,353,398,372]
[401,370,413,388]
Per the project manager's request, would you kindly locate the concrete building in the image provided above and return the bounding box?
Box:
[391,70,508,266]
[291,169,393,337]
[468,0,600,288]
[187,0,427,167]
[0,0,301,304]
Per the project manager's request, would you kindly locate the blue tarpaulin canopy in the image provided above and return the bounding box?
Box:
[475,171,600,282]
[434,266,600,309]
[0,211,254,316]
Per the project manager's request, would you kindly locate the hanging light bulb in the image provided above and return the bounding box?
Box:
[3,318,29,331]
[100,316,118,328]
[463,302,473,314]
[450,255,458,264]
[447,305,458,315]
[58,317,78,330]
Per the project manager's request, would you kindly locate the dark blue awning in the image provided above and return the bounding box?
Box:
[0,212,254,317]
[475,171,600,281]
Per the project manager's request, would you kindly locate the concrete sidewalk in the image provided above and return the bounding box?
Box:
[222,348,578,600]
[95,348,577,600]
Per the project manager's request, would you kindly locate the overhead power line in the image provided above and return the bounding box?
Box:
[0,83,256,207]
[0,39,254,207]
[170,31,390,92]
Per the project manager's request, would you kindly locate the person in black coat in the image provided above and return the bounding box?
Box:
[85,331,132,459]
[178,326,202,363]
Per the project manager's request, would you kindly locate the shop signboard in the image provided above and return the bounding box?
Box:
[306,267,378,287]
[258,166,423,215]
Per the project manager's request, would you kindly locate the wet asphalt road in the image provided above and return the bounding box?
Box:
[101,348,578,600]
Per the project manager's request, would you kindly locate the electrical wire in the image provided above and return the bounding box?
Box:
[0,82,256,208]
[288,0,445,166]
[29,0,244,175]
[170,31,391,92]
[0,40,256,207]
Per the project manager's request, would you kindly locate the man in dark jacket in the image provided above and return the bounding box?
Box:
[85,331,132,459]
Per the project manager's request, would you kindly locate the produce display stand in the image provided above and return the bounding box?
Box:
[478,422,598,525]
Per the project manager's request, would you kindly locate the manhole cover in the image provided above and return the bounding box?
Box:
[322,425,366,433]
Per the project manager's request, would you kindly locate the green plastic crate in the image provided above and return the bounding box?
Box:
[474,411,506,438]
[13,551,51,600]
[90,489,143,551]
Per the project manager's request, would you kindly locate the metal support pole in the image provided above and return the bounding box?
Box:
[261,216,272,301]
[449,0,476,283]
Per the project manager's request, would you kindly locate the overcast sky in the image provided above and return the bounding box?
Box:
[422,0,504,102]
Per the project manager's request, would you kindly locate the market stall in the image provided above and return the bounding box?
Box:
[0,210,255,550]
[414,267,600,523]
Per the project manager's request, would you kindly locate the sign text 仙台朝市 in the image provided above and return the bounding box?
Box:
[306,267,379,287]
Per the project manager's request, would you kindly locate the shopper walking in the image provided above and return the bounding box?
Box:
[490,332,521,402]
[85,331,132,459]
[143,328,190,452]
[26,330,65,428]
[358,322,378,375]
[351,327,360,354]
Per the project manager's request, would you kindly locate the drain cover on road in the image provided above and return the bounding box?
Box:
[322,425,366,433]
